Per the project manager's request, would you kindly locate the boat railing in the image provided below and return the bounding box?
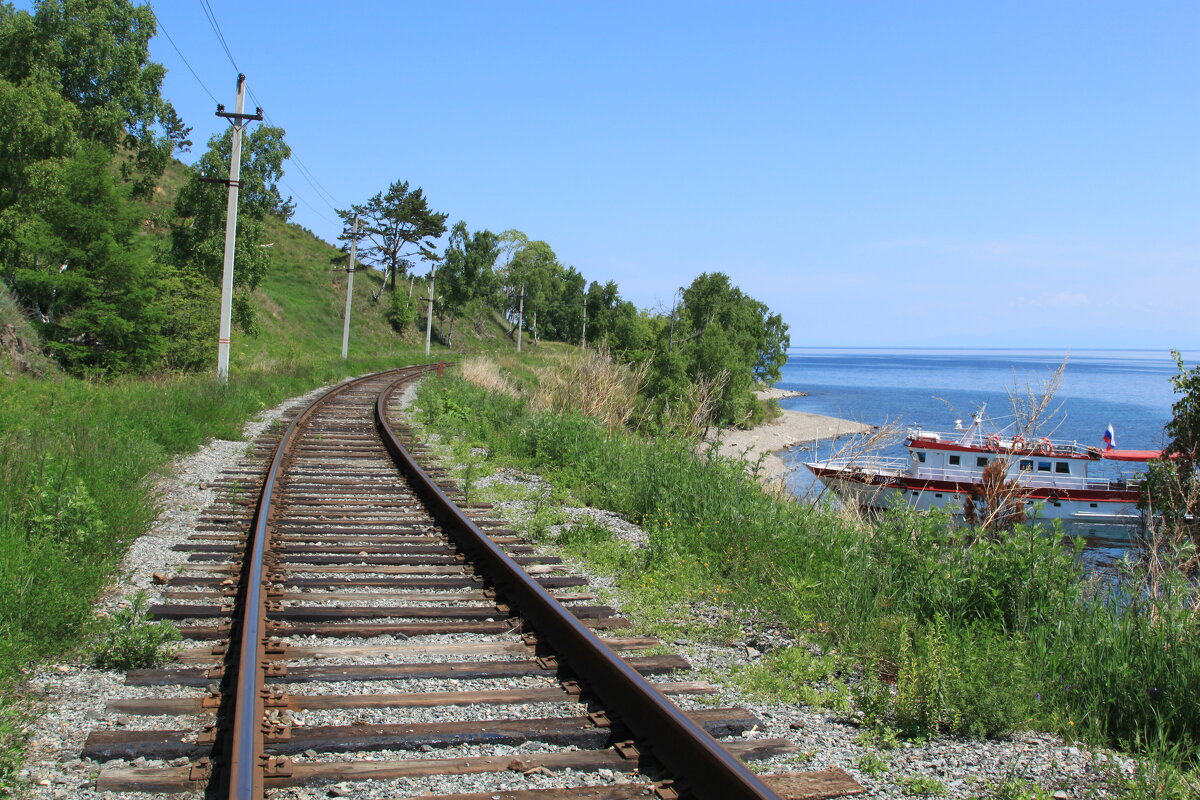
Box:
[808,455,910,476]
[911,466,1112,491]
[907,429,1098,457]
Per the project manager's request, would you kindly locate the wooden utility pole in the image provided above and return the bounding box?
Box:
[213,73,263,382]
[581,298,588,349]
[340,214,358,360]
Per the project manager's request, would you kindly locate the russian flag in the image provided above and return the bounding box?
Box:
[1104,424,1115,450]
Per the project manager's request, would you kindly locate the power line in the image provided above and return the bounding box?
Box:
[191,0,344,226]
[279,176,338,226]
[197,0,240,73]
[245,85,344,212]
[152,11,218,104]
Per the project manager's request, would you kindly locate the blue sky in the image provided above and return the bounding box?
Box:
[44,2,1200,348]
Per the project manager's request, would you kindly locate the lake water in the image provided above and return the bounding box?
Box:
[775,348,1196,565]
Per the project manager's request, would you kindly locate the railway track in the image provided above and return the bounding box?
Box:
[80,365,864,800]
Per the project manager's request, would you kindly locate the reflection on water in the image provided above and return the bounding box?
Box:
[1058,520,1138,571]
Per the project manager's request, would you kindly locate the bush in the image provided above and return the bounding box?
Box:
[92,592,181,670]
[854,618,1031,739]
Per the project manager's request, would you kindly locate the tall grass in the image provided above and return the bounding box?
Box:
[416,374,1200,769]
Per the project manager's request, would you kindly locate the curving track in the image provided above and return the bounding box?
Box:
[81,366,863,800]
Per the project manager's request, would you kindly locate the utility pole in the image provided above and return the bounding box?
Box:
[516,283,525,353]
[213,73,263,383]
[425,268,436,357]
[581,298,588,349]
[340,214,358,361]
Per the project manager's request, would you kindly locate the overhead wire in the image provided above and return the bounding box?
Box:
[187,0,345,228]
[197,0,240,74]
[151,11,219,105]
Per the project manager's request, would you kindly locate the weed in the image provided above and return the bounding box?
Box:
[899,774,948,796]
[970,777,1054,800]
[856,726,903,751]
[92,592,181,670]
[730,646,840,703]
[856,751,889,778]
[0,696,33,795]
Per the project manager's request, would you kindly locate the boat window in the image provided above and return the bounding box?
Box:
[1037,461,1052,472]
[1019,460,1033,471]
[934,493,943,498]
[948,455,961,466]
[914,452,926,463]
[1055,462,1070,474]
[1090,503,1098,508]
[976,457,989,467]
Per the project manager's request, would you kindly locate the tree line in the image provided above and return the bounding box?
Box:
[335,180,789,428]
[0,0,789,429]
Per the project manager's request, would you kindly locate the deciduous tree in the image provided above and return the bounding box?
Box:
[170,125,291,336]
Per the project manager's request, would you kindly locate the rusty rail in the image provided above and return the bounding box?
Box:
[224,365,436,798]
[375,378,782,800]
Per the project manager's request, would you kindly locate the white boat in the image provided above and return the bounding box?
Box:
[805,412,1157,522]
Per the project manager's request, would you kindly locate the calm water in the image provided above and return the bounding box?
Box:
[776,348,1197,564]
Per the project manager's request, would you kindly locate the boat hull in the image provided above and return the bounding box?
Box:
[807,466,1142,522]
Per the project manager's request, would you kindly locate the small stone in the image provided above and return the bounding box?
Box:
[304,749,318,758]
[152,572,169,584]
[789,722,804,730]
[1068,746,1080,755]
[169,757,189,767]
[1053,792,1070,800]
[115,716,131,727]
[327,787,351,798]
[419,744,434,752]
[746,646,761,659]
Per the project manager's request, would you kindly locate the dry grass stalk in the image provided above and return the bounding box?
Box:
[532,346,646,431]
[807,417,906,511]
[459,356,519,398]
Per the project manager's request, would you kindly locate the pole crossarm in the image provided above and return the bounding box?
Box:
[216,107,264,122]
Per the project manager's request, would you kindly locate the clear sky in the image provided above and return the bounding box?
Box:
[46,2,1200,348]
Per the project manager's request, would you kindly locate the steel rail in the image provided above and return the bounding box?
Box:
[375,379,783,800]
[224,365,434,799]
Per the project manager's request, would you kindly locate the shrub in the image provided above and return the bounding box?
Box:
[855,618,1031,739]
[91,594,181,670]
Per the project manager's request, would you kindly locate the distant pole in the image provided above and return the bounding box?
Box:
[425,269,435,357]
[214,73,263,383]
[340,214,358,360]
[581,299,587,349]
[516,283,524,353]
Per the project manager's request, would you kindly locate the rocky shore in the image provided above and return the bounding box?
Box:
[711,389,874,479]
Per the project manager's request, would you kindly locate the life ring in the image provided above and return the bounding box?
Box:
[1010,435,1026,451]
[1037,437,1053,454]
[986,434,1001,452]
